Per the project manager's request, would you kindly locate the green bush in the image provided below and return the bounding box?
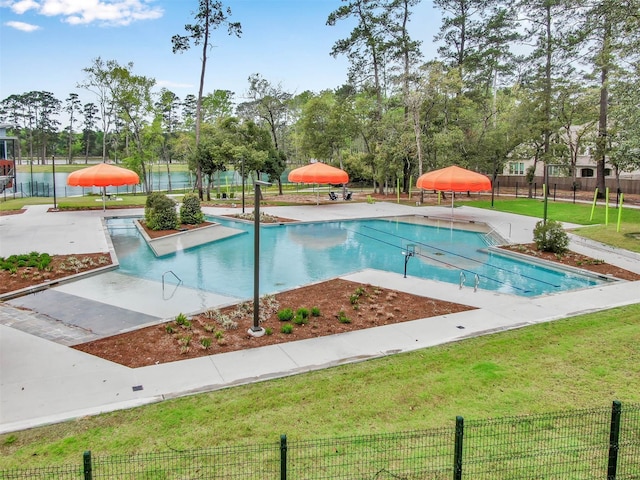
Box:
[281,323,294,334]
[533,220,569,254]
[180,193,204,225]
[311,306,321,317]
[145,192,166,223]
[146,194,178,231]
[277,308,294,321]
[0,252,52,272]
[293,313,308,325]
[175,313,191,328]
[296,307,309,319]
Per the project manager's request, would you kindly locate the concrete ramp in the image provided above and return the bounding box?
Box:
[135,221,245,257]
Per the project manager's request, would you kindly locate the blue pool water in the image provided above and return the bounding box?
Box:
[107,216,607,298]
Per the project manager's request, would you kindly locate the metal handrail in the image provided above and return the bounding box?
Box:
[162,270,182,293]
[459,271,466,289]
[483,222,512,244]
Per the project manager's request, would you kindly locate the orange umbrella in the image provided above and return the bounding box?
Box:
[417,165,491,216]
[288,162,349,184]
[416,165,491,192]
[67,163,139,210]
[288,162,349,204]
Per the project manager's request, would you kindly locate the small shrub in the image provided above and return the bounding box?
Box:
[203,323,216,333]
[203,309,238,330]
[296,307,310,319]
[179,335,192,346]
[200,337,212,349]
[165,324,175,334]
[175,313,191,328]
[337,310,351,324]
[36,253,52,270]
[293,313,308,325]
[349,294,360,305]
[180,193,205,225]
[277,308,294,321]
[311,306,321,317]
[265,327,273,335]
[145,192,165,221]
[281,323,294,334]
[533,220,569,254]
[146,193,178,231]
[214,330,224,340]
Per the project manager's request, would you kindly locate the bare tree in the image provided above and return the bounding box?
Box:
[172,0,241,199]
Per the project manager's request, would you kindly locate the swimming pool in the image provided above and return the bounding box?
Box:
[107,216,610,298]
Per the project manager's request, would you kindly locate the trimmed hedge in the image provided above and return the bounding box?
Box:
[180,193,204,225]
[145,193,178,231]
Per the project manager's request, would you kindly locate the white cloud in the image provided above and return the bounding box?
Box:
[6,0,39,15]
[3,0,163,26]
[4,20,40,31]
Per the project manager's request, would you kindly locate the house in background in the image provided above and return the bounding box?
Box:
[501,125,640,194]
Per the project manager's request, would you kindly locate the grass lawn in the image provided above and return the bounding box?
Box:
[468,198,640,253]
[1,304,639,468]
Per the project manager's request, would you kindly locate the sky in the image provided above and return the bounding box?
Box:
[0,0,442,109]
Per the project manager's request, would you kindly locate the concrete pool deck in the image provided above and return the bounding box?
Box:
[1,202,639,434]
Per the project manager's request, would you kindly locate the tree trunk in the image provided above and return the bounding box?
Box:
[595,15,611,198]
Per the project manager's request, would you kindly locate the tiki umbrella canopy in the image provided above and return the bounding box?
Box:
[67,163,139,210]
[416,166,491,216]
[288,162,349,204]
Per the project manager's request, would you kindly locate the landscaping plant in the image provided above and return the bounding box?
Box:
[180,193,204,225]
[533,220,569,254]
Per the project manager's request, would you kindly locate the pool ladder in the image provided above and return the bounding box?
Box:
[459,271,480,292]
[162,270,183,299]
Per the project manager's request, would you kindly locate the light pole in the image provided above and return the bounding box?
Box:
[249,180,272,337]
[241,157,245,214]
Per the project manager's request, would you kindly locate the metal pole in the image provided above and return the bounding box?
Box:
[249,180,271,336]
[453,416,464,480]
[280,434,288,480]
[607,400,622,480]
[52,155,57,210]
[83,451,93,480]
[241,158,245,214]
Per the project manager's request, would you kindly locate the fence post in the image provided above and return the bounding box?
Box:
[280,434,287,480]
[608,400,622,480]
[454,416,464,480]
[83,450,92,480]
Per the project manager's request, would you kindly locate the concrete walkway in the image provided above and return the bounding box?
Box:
[1,202,639,434]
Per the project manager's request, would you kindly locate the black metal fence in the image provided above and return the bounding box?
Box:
[1,401,639,479]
